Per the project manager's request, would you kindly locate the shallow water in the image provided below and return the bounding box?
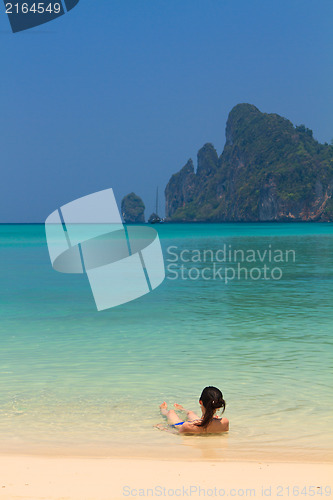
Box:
[0,223,332,460]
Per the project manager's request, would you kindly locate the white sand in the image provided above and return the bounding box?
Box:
[0,455,332,500]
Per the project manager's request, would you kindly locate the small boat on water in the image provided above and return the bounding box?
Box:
[148,187,164,224]
[148,214,162,224]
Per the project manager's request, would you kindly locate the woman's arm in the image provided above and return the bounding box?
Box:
[178,421,201,434]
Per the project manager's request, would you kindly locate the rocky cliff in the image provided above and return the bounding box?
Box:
[165,104,333,221]
[121,192,145,223]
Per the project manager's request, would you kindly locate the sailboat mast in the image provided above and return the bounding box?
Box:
[156,186,158,215]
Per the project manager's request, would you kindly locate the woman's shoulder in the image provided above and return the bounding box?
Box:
[218,417,229,431]
[208,416,229,432]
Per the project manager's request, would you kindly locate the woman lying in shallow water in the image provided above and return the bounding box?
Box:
[159,386,229,434]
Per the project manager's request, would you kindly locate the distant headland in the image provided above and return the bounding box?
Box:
[122,104,333,223]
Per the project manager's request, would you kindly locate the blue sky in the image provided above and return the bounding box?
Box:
[0,0,332,221]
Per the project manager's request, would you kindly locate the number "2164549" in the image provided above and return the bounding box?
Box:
[5,3,62,14]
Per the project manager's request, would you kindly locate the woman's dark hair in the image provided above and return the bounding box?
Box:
[196,386,226,429]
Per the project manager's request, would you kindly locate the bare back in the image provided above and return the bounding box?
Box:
[179,417,229,434]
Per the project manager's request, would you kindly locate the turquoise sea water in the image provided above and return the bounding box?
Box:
[0,223,332,461]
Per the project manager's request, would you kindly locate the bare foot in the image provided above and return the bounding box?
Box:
[159,401,168,416]
[174,403,185,411]
[154,423,174,433]
[154,423,166,431]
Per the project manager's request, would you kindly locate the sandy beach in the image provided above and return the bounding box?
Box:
[0,455,332,500]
